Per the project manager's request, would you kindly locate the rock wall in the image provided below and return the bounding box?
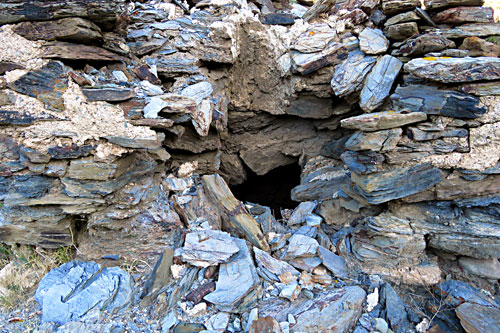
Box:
[0,0,499,281]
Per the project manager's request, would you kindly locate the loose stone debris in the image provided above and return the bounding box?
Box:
[0,0,499,332]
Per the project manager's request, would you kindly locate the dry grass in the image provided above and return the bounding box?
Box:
[0,244,75,310]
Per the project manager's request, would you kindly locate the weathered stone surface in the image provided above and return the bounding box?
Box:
[359,28,389,55]
[384,11,420,27]
[352,213,426,266]
[331,50,376,98]
[147,54,200,78]
[35,261,133,325]
[292,24,337,54]
[48,144,95,160]
[8,61,68,111]
[286,96,340,119]
[143,94,196,119]
[140,248,174,306]
[288,201,317,226]
[392,202,500,258]
[249,316,282,333]
[82,87,135,102]
[424,0,485,11]
[456,302,500,333]
[380,283,412,333]
[399,34,455,57]
[0,0,126,27]
[459,82,500,96]
[458,257,500,279]
[260,13,295,25]
[341,111,427,131]
[427,23,500,39]
[341,151,385,175]
[435,280,498,308]
[384,22,419,41]
[281,234,319,260]
[382,0,420,15]
[204,238,259,310]
[67,155,133,181]
[254,247,299,282]
[259,287,366,332]
[432,6,494,24]
[291,43,348,75]
[351,163,442,204]
[360,55,403,112]
[408,127,468,141]
[0,61,23,75]
[391,84,486,118]
[180,230,239,267]
[0,110,61,126]
[460,37,500,57]
[13,17,102,43]
[345,128,402,152]
[42,42,126,62]
[202,174,269,251]
[318,246,347,279]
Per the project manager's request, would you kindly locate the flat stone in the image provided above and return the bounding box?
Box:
[0,61,23,75]
[0,0,126,28]
[281,234,319,260]
[359,28,389,55]
[42,42,126,62]
[254,247,300,282]
[408,127,468,141]
[291,24,337,54]
[317,246,347,279]
[380,283,412,333]
[180,81,213,105]
[0,110,61,126]
[456,302,500,333]
[192,99,213,136]
[429,23,500,39]
[260,13,295,25]
[382,0,420,15]
[128,118,174,130]
[435,280,498,308]
[432,6,494,24]
[13,17,102,43]
[180,229,239,267]
[147,54,200,78]
[345,128,402,152]
[359,55,403,112]
[8,61,68,111]
[35,260,133,325]
[173,323,206,333]
[331,50,376,98]
[67,155,133,181]
[384,22,419,41]
[143,94,197,119]
[458,257,500,279]
[351,163,443,204]
[204,238,259,310]
[82,87,135,102]
[185,282,216,305]
[341,111,427,131]
[291,43,348,75]
[104,134,164,149]
[48,144,95,159]
[289,256,323,272]
[459,82,500,96]
[399,34,455,57]
[391,84,487,118]
[424,0,485,11]
[384,11,420,26]
[341,151,385,175]
[288,201,317,226]
[19,146,50,163]
[140,248,174,306]
[460,36,500,57]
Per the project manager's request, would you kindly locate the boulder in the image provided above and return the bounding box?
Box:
[35,261,133,325]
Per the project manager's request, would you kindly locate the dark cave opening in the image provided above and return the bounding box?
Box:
[230,162,301,219]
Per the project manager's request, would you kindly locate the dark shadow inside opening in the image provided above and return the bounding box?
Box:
[230,162,301,219]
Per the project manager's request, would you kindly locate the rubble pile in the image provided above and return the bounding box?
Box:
[0,0,499,331]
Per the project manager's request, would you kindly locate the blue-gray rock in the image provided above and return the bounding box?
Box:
[341,151,385,175]
[456,302,500,333]
[391,84,486,119]
[359,28,389,55]
[35,260,133,325]
[331,50,376,98]
[351,163,442,204]
[435,280,498,308]
[359,55,403,112]
[380,283,412,333]
[318,246,348,279]
[345,129,402,152]
[12,175,52,199]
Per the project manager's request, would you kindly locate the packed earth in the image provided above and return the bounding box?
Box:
[0,0,499,332]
